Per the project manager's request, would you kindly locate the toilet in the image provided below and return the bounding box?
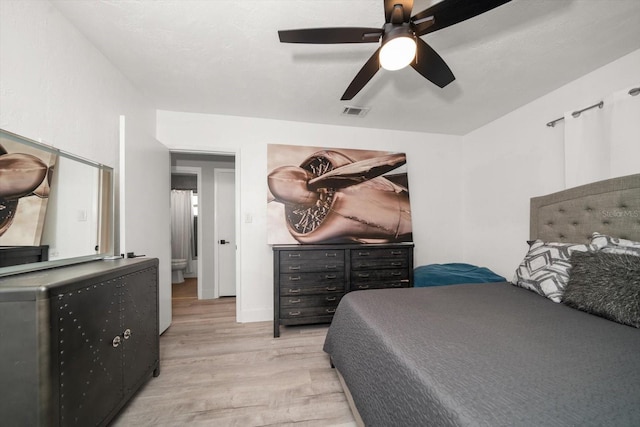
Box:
[171,259,188,284]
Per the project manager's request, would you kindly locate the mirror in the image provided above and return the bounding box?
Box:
[0,129,114,276]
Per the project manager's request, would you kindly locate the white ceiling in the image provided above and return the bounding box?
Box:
[50,0,640,135]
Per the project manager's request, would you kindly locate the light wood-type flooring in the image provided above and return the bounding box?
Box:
[111,278,356,426]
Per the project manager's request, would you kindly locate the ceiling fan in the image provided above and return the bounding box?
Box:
[278,0,512,100]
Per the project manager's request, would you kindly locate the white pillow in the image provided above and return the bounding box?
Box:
[512,240,600,302]
[590,232,640,256]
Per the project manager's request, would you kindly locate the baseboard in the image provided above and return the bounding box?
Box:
[236,308,272,323]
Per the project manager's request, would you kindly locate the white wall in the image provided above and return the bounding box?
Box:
[1,0,172,329]
[157,112,464,322]
[461,49,640,279]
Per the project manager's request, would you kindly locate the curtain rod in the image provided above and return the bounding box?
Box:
[546,86,639,128]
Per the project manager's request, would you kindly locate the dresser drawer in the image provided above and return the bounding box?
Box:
[279,249,345,273]
[280,294,342,309]
[351,247,409,270]
[352,268,409,282]
[279,271,344,290]
[280,305,340,319]
[351,257,408,270]
[280,280,344,296]
[351,280,409,291]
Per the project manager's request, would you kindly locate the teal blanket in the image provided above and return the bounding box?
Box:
[414,263,506,287]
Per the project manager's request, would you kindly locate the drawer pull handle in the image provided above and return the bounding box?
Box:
[123,328,131,340]
[325,274,337,279]
[289,253,301,258]
[289,276,301,281]
[359,263,370,268]
[289,311,301,316]
[326,308,336,314]
[325,253,337,257]
[358,273,370,278]
[326,296,337,301]
[325,265,337,269]
[391,262,402,267]
[289,289,301,294]
[112,336,121,348]
[391,250,403,255]
[289,266,301,271]
[391,272,402,277]
[358,252,370,256]
[326,286,337,291]
[358,285,370,289]
[289,299,301,304]
[391,283,402,287]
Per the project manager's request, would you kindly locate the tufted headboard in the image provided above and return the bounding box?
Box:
[530,173,640,244]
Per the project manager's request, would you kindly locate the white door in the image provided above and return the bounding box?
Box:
[214,168,236,297]
[119,116,172,332]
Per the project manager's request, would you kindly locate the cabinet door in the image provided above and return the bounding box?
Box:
[121,266,159,393]
[52,277,123,426]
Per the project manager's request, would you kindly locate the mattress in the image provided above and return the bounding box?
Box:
[323,283,640,426]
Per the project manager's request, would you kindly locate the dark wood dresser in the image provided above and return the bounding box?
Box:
[273,243,414,337]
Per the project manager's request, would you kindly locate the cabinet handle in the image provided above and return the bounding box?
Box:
[123,328,132,340]
[391,272,402,277]
[325,253,337,257]
[358,285,370,289]
[358,273,370,278]
[391,250,403,255]
[325,265,337,269]
[391,283,402,287]
[326,296,337,302]
[326,286,337,291]
[358,252,370,256]
[289,253,301,258]
[326,308,336,314]
[289,289,301,294]
[289,266,301,271]
[112,336,121,348]
[325,274,337,279]
[391,262,402,267]
[288,311,301,316]
[289,299,301,304]
[289,276,301,281]
[359,263,371,268]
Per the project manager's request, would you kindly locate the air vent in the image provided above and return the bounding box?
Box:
[342,106,370,117]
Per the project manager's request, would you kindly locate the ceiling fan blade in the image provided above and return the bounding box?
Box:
[278,28,383,44]
[411,0,511,36]
[410,38,455,88]
[308,153,406,190]
[384,0,413,23]
[341,48,381,100]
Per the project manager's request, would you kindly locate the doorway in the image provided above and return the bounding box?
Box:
[170,152,237,311]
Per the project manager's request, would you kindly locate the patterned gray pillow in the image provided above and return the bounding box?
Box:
[590,232,640,256]
[512,240,599,302]
[563,251,640,328]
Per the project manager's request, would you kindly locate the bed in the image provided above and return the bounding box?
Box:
[323,173,640,427]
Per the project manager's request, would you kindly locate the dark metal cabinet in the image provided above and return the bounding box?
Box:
[0,258,160,427]
[273,243,413,337]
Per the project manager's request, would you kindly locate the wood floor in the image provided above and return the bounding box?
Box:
[111,279,356,426]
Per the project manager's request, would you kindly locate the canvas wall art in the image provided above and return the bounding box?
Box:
[0,134,57,246]
[267,144,413,245]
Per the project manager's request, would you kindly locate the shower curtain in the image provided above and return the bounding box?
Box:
[564,84,640,187]
[171,190,194,275]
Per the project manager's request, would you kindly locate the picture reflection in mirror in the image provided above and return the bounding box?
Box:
[0,136,57,246]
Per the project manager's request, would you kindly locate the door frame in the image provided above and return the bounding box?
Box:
[171,165,204,299]
[169,149,240,320]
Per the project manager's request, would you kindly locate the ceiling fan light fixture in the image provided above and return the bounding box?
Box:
[379,26,416,71]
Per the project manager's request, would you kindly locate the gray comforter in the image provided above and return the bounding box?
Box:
[323,283,640,426]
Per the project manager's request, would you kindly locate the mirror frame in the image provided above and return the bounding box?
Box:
[0,129,115,277]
